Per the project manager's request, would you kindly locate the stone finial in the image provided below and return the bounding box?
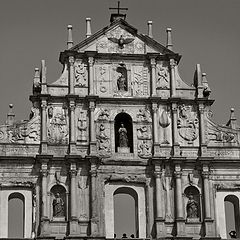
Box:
[227,108,237,129]
[41,60,47,94]
[202,73,211,98]
[67,25,73,49]
[86,18,92,38]
[33,67,41,94]
[166,28,173,51]
[6,104,15,125]
[147,21,153,38]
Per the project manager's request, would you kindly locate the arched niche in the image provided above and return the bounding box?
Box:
[114,112,133,153]
[8,192,25,238]
[116,65,128,92]
[184,186,201,221]
[114,187,139,238]
[224,195,240,238]
[50,185,67,221]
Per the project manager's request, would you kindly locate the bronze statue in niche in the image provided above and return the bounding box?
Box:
[53,192,65,217]
[118,123,128,147]
[116,65,128,92]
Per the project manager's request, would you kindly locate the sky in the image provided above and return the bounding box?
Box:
[0,0,239,236]
[0,0,240,126]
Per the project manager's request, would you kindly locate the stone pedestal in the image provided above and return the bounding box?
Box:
[117,147,130,153]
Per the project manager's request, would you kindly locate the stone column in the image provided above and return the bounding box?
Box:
[69,100,76,154]
[153,160,165,237]
[41,99,48,154]
[202,164,214,237]
[174,163,185,236]
[40,160,49,235]
[90,158,99,236]
[69,161,78,235]
[88,56,94,95]
[150,58,157,96]
[152,103,160,155]
[89,101,97,154]
[199,104,207,156]
[170,58,176,97]
[172,103,180,156]
[69,56,75,95]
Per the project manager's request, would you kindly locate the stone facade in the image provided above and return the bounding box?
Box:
[0,12,238,240]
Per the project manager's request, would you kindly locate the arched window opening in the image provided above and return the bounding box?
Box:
[114,187,138,238]
[51,185,67,220]
[184,186,201,221]
[114,112,133,153]
[8,192,25,238]
[224,195,240,238]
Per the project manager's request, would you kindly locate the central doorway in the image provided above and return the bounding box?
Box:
[114,187,138,238]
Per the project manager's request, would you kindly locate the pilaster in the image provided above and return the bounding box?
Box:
[170,58,176,97]
[150,58,157,96]
[174,163,185,237]
[199,103,207,156]
[69,98,76,154]
[171,103,180,156]
[69,56,75,95]
[89,100,97,154]
[152,103,160,155]
[152,158,165,238]
[41,98,48,154]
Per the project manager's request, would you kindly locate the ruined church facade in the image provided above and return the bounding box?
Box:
[0,11,238,240]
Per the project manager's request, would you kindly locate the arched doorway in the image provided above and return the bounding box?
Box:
[114,112,133,153]
[114,187,138,238]
[8,192,25,238]
[224,195,240,238]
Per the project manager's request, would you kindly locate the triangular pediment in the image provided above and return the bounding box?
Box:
[71,19,174,55]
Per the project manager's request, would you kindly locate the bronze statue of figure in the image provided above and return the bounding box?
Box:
[117,73,127,91]
[186,194,198,218]
[53,192,64,217]
[118,123,128,147]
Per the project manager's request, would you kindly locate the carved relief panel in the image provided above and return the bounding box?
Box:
[131,65,150,97]
[74,60,88,87]
[76,108,88,144]
[158,106,172,145]
[177,104,199,145]
[95,64,111,96]
[135,107,152,158]
[156,61,170,99]
[47,105,69,144]
[96,26,145,54]
[95,108,111,157]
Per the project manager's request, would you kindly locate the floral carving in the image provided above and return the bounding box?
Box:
[132,66,148,96]
[74,61,87,87]
[136,108,151,122]
[177,105,199,142]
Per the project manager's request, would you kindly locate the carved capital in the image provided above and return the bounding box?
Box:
[199,104,205,114]
[41,100,47,111]
[174,171,182,178]
[88,56,94,66]
[69,101,75,112]
[69,56,75,65]
[89,101,96,111]
[172,103,178,113]
[152,103,158,113]
[150,58,156,67]
[170,58,176,68]
[70,169,77,177]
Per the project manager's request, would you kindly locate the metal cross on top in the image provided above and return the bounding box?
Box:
[109,1,128,15]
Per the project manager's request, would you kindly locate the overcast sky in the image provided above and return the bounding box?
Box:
[0,0,240,126]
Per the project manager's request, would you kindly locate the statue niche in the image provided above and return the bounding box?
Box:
[51,185,66,221]
[116,65,128,92]
[184,186,201,222]
[114,112,133,153]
